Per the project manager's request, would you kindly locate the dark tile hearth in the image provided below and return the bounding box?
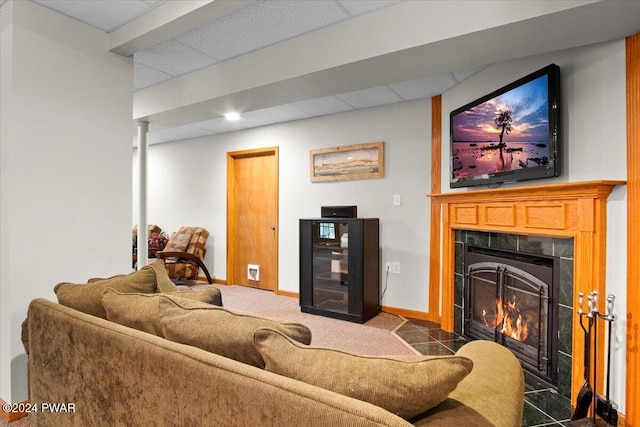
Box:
[396,318,573,426]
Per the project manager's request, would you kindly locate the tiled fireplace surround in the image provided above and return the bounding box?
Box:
[453,229,574,397]
[430,180,624,404]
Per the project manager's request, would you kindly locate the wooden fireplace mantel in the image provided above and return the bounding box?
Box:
[432,180,622,201]
[429,180,625,403]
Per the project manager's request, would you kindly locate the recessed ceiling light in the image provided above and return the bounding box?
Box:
[224,112,241,121]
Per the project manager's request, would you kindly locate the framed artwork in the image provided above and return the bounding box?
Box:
[310,141,384,182]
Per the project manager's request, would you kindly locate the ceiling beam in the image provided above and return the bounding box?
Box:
[109,0,254,57]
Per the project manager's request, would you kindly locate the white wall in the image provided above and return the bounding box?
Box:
[0,1,133,403]
[133,99,431,311]
[441,39,628,412]
[442,40,627,188]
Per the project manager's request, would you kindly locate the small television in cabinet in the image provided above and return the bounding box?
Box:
[450,64,561,188]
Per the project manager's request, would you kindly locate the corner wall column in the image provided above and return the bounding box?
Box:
[137,120,149,268]
[625,31,640,427]
[428,95,442,322]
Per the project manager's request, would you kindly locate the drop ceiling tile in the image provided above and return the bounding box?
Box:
[190,117,248,134]
[289,95,354,117]
[335,85,404,109]
[336,0,400,16]
[32,0,163,32]
[134,39,217,77]
[452,64,491,82]
[189,117,223,132]
[176,0,349,61]
[133,62,173,90]
[149,124,213,143]
[389,73,458,100]
[248,104,313,123]
[145,133,171,145]
[234,110,280,128]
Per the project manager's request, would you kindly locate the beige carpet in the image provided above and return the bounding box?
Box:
[195,284,419,356]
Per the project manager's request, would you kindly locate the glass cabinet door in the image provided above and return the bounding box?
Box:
[311,221,349,313]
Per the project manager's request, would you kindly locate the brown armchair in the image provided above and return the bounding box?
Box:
[156,226,213,284]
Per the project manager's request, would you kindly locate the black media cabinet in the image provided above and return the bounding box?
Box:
[299,218,380,323]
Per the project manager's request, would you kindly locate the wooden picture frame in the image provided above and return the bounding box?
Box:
[310,142,384,182]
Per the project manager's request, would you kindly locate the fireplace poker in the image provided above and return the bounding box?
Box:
[571,292,594,421]
[596,294,618,426]
[591,291,598,425]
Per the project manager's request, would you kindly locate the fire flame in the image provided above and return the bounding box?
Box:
[482,294,529,341]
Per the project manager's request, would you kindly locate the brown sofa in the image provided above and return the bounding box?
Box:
[25,295,524,426]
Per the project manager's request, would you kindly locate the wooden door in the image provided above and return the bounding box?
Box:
[227,147,278,291]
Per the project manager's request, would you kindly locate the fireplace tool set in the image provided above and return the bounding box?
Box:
[570,291,618,426]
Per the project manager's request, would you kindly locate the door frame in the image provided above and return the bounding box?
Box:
[226,146,279,290]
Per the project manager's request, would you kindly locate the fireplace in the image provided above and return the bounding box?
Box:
[430,180,623,403]
[463,244,559,385]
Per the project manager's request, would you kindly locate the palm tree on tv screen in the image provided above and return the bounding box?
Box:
[494,110,513,148]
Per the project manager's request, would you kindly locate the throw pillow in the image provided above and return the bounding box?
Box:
[87,274,124,283]
[102,287,223,336]
[148,259,179,293]
[87,260,178,292]
[158,298,311,367]
[162,233,191,263]
[53,266,157,318]
[252,328,473,420]
[165,286,222,307]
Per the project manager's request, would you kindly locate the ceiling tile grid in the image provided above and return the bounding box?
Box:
[133,62,173,91]
[335,85,404,109]
[133,39,218,77]
[174,0,350,62]
[143,64,489,145]
[244,104,313,124]
[29,0,488,146]
[32,0,167,32]
[191,118,250,135]
[452,64,491,82]
[289,95,355,117]
[336,0,399,16]
[389,72,459,101]
[133,0,400,91]
[146,123,213,145]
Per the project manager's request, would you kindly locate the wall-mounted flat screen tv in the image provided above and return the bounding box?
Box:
[450,64,560,188]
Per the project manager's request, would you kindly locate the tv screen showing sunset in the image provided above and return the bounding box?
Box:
[451,74,551,180]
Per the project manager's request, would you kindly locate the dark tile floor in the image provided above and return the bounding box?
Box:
[396,318,574,426]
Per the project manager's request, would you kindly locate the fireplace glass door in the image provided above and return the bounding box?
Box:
[464,245,559,385]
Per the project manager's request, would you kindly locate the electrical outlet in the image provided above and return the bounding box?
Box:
[392,261,401,274]
[385,262,392,272]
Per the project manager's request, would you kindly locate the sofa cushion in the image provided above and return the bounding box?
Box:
[158,298,311,368]
[21,317,29,355]
[87,274,123,283]
[102,287,223,336]
[54,266,158,318]
[87,260,177,293]
[253,328,473,420]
